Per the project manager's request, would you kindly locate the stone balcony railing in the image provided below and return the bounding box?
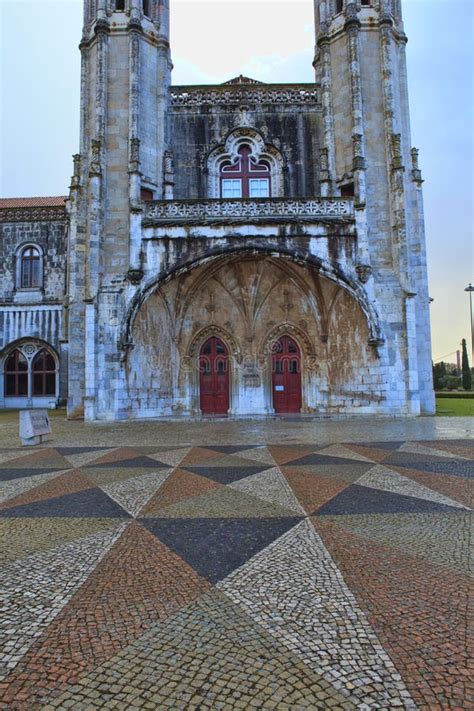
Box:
[143,197,354,225]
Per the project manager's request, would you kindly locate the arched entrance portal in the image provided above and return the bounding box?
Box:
[272,335,302,414]
[199,337,230,415]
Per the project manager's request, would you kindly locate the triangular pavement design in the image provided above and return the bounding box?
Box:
[0,467,69,483]
[143,516,302,583]
[390,466,472,509]
[180,447,223,466]
[0,449,37,465]
[399,442,470,460]
[146,448,190,468]
[314,483,465,516]
[0,448,72,470]
[0,469,94,511]
[314,511,472,576]
[82,465,168,487]
[0,469,66,505]
[0,486,131,519]
[82,447,145,466]
[282,467,351,515]
[229,466,306,515]
[267,445,317,466]
[357,465,469,509]
[58,448,117,468]
[316,444,375,463]
[0,522,127,681]
[85,454,169,469]
[49,589,349,711]
[383,451,474,479]
[234,446,278,466]
[343,444,391,463]
[183,463,272,485]
[218,519,412,708]
[419,440,474,459]
[288,452,375,469]
[1,522,210,706]
[0,517,125,566]
[206,445,260,454]
[154,485,298,519]
[140,469,223,517]
[313,517,470,707]
[101,469,173,517]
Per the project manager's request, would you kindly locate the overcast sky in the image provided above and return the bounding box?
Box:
[1,0,472,364]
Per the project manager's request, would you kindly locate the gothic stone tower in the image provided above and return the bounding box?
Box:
[68,0,171,419]
[314,0,435,414]
[67,0,435,420]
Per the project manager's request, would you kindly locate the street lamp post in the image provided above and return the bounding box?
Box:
[465,283,474,366]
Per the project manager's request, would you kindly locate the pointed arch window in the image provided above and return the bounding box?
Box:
[20,246,42,289]
[5,350,28,396]
[220,146,271,199]
[32,349,56,396]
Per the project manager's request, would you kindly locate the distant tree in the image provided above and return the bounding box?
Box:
[433,361,447,389]
[461,339,472,391]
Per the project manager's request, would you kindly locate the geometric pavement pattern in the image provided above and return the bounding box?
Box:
[0,439,472,709]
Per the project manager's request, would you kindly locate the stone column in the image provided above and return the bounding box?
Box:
[316,32,336,197]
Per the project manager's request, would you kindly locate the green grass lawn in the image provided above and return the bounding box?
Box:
[436,398,474,416]
[0,408,66,423]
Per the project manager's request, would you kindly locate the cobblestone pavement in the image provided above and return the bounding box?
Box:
[0,438,472,710]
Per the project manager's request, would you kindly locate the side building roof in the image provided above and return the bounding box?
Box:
[0,196,67,223]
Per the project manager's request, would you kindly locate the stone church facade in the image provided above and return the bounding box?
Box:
[0,0,435,420]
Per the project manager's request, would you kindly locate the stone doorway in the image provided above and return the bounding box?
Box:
[272,335,302,414]
[199,337,230,415]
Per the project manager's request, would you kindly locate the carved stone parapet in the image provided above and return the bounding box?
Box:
[144,197,354,224]
[356,264,373,284]
[126,268,144,285]
[171,85,319,108]
[0,206,66,223]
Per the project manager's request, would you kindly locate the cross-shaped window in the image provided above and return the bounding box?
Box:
[220,146,271,199]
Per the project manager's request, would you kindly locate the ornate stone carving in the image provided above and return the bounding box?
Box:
[171,86,319,108]
[0,206,66,223]
[129,137,141,172]
[356,264,373,284]
[391,133,403,170]
[89,139,102,176]
[145,197,354,222]
[70,154,81,189]
[126,268,144,285]
[352,134,366,171]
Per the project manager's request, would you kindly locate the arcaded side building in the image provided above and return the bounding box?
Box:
[0,0,435,420]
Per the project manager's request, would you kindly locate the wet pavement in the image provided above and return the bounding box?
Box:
[0,419,472,709]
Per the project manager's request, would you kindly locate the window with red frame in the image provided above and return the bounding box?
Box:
[4,350,28,396]
[220,146,271,199]
[20,246,41,288]
[32,349,56,396]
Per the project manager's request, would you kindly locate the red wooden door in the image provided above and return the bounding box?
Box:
[272,336,302,414]
[199,337,230,415]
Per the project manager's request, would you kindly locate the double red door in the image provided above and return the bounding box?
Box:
[272,336,302,414]
[199,337,230,415]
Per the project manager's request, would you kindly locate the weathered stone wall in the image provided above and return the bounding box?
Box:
[0,213,68,407]
[170,88,322,200]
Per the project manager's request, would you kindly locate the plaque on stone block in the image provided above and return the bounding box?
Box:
[19,410,52,446]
